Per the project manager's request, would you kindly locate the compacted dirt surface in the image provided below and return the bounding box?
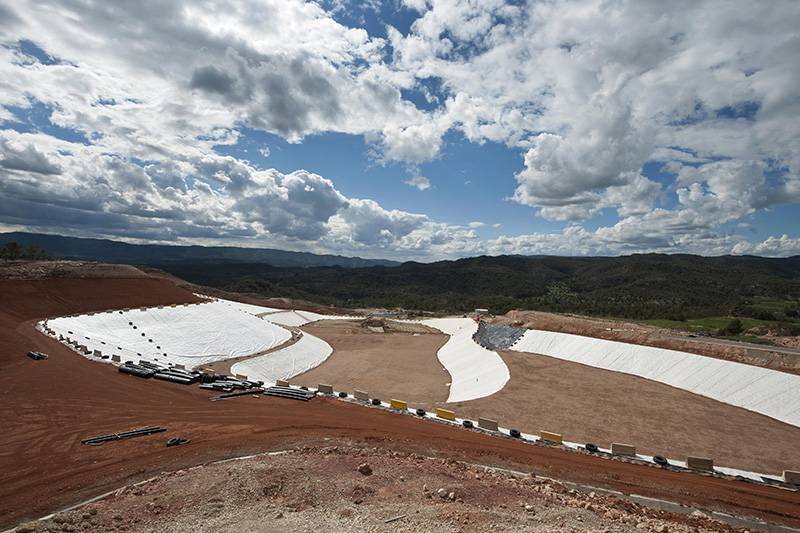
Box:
[13,446,776,533]
[2,266,800,531]
[450,350,800,475]
[294,320,450,404]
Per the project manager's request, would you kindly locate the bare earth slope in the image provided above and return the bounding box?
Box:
[449,351,800,474]
[19,446,769,533]
[294,320,450,404]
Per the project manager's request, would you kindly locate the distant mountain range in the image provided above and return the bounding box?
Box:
[159,253,800,320]
[4,231,800,322]
[0,232,400,268]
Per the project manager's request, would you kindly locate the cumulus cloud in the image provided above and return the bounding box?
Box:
[0,139,61,175]
[389,0,800,228]
[732,235,800,257]
[404,175,431,190]
[0,0,797,259]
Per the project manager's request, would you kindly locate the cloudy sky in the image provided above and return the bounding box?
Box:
[1,0,798,260]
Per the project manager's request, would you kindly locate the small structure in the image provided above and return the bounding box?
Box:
[475,308,490,317]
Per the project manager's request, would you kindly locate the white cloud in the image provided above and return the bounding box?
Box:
[404,175,431,190]
[732,235,800,257]
[388,0,800,229]
[0,0,798,260]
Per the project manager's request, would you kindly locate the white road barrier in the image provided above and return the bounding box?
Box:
[231,331,333,382]
[47,300,291,368]
[422,318,510,403]
[511,329,800,428]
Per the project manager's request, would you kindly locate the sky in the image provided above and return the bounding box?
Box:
[0,0,798,261]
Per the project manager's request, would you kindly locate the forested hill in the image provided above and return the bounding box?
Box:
[157,254,800,319]
[0,232,399,268]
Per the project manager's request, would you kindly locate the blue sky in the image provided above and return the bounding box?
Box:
[0,0,798,260]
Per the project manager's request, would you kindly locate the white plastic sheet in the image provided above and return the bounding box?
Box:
[215,299,281,316]
[422,318,510,403]
[231,331,333,382]
[47,300,291,368]
[263,310,358,327]
[511,329,800,428]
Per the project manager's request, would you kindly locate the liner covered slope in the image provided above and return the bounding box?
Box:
[512,329,800,428]
[47,300,291,368]
[422,318,510,403]
[231,331,333,382]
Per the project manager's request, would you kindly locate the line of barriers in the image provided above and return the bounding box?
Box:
[272,379,800,489]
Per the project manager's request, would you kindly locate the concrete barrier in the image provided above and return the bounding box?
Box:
[478,417,499,431]
[354,390,369,401]
[686,456,714,471]
[318,384,334,394]
[540,431,563,444]
[611,442,636,456]
[111,355,121,363]
[390,399,408,411]
[275,379,290,387]
[784,470,800,485]
[436,408,456,421]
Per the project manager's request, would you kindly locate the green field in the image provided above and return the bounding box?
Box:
[747,296,797,314]
[639,317,783,345]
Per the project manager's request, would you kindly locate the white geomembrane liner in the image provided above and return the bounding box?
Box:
[47,300,291,368]
[264,309,359,327]
[422,318,510,403]
[215,299,282,316]
[231,331,333,382]
[511,329,800,428]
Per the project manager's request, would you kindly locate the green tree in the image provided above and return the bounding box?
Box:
[0,242,22,260]
[720,318,743,336]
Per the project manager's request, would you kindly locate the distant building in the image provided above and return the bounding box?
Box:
[475,308,489,317]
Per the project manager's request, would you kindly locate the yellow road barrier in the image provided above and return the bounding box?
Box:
[540,431,563,444]
[390,399,408,410]
[436,408,456,421]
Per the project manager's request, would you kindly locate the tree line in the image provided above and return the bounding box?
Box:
[0,242,49,260]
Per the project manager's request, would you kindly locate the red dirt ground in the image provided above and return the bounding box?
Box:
[450,350,800,475]
[1,273,799,529]
[295,320,450,403]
